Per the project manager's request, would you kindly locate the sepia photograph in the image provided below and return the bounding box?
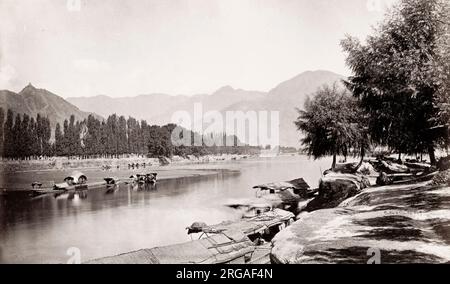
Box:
[0,0,450,269]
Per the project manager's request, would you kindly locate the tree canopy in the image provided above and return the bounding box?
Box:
[341,0,450,164]
[295,84,369,169]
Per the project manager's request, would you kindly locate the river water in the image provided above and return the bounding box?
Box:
[0,155,331,264]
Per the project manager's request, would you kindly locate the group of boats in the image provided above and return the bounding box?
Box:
[27,168,314,264]
[87,207,296,264]
[29,171,158,196]
[86,177,313,264]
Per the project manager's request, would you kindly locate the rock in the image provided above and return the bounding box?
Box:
[438,156,450,171]
[380,161,410,174]
[370,159,410,174]
[404,162,431,171]
[304,174,369,212]
[271,183,450,264]
[324,163,358,175]
[356,162,378,176]
[376,172,394,186]
[431,170,450,186]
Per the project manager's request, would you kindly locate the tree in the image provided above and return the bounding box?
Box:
[85,115,101,156]
[3,110,14,158]
[41,117,52,156]
[106,114,119,156]
[12,113,22,159]
[117,116,128,155]
[139,120,149,155]
[67,115,80,156]
[342,0,450,164]
[295,84,369,170]
[55,122,64,156]
[0,107,4,157]
[127,117,140,154]
[29,117,39,157]
[21,114,31,158]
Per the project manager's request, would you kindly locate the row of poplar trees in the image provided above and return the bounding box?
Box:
[0,108,251,160]
[0,108,52,159]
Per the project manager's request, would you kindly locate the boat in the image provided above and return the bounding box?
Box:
[253,178,313,197]
[63,171,88,186]
[241,203,273,219]
[250,178,315,212]
[104,177,120,185]
[85,231,256,264]
[223,178,315,215]
[31,182,43,189]
[29,171,143,197]
[187,208,295,242]
[129,173,157,185]
[51,171,89,190]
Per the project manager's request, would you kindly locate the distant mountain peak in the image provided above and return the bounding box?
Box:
[268,70,346,97]
[213,85,235,95]
[21,83,37,93]
[0,85,101,130]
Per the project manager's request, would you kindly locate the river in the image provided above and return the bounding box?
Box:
[0,155,331,264]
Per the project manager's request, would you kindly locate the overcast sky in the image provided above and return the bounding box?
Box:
[0,0,395,98]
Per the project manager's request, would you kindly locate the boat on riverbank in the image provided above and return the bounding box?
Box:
[86,232,256,264]
[26,171,160,197]
[129,173,157,185]
[226,178,315,214]
[86,208,294,264]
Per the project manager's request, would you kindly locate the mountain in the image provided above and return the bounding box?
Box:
[268,70,345,101]
[0,84,99,129]
[67,93,191,125]
[68,70,346,147]
[222,70,346,147]
[67,86,266,126]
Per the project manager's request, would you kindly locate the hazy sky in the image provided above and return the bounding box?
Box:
[0,0,395,98]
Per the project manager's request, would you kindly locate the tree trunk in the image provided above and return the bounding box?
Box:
[355,146,366,171]
[332,153,337,170]
[428,145,437,165]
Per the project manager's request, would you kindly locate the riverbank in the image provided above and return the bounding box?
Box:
[0,166,241,193]
[0,154,253,173]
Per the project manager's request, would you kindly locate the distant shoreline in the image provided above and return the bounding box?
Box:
[0,154,256,173]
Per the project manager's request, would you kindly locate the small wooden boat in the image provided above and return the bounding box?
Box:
[31,182,43,189]
[187,208,295,242]
[129,173,157,184]
[63,171,88,186]
[253,178,312,197]
[86,232,255,264]
[104,177,120,185]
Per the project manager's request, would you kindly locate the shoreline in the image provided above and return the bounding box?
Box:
[0,165,242,193]
[0,154,254,174]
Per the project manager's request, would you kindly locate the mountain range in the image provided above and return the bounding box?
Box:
[0,84,98,129]
[0,70,345,147]
[68,70,345,147]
